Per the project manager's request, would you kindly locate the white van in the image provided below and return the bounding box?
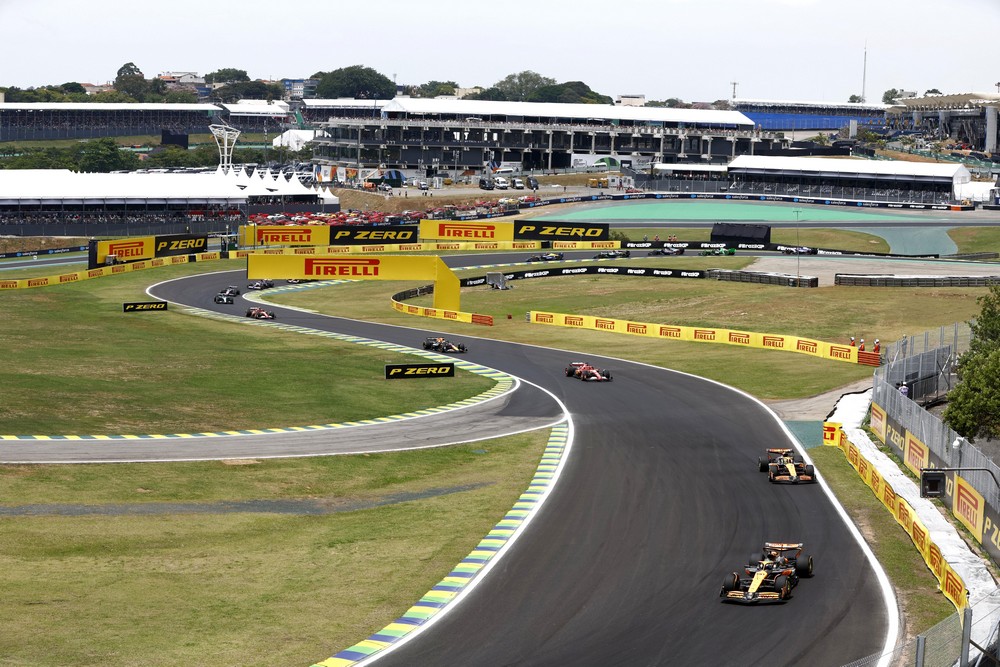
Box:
[512,178,525,189]
[493,167,515,177]
[494,176,510,189]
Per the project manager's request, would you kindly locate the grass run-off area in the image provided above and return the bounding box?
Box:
[1,238,973,664]
[270,254,991,400]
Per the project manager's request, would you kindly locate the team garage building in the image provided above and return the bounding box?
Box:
[0,166,338,237]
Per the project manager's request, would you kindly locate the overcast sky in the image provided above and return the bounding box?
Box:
[2,0,998,104]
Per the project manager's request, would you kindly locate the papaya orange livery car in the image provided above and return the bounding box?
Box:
[758,448,816,484]
[720,542,814,604]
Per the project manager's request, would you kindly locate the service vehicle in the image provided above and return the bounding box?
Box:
[757,448,816,484]
[512,178,525,189]
[720,542,814,604]
[565,361,613,382]
[422,337,468,353]
[494,177,510,190]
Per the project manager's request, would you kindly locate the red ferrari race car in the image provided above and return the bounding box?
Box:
[565,361,613,382]
[757,448,816,484]
[245,307,276,320]
[720,542,814,604]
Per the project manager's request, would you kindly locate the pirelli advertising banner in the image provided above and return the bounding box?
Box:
[240,225,420,247]
[91,234,208,268]
[823,423,970,613]
[2,254,193,290]
[419,220,515,242]
[868,402,1000,567]
[530,311,860,364]
[247,254,461,311]
[514,221,609,241]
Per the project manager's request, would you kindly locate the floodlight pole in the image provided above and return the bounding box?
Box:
[793,207,802,285]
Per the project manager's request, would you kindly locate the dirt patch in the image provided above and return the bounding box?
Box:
[0,236,89,255]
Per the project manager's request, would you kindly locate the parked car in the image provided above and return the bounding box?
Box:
[479,178,495,190]
[512,178,525,189]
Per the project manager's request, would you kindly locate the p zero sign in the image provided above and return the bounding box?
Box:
[385,362,456,379]
[329,225,418,245]
[154,234,207,257]
[419,220,514,242]
[514,222,609,241]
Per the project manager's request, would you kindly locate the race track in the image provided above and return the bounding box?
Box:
[145,268,891,666]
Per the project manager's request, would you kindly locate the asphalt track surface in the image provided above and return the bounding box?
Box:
[137,263,890,667]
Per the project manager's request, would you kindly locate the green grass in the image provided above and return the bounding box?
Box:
[810,447,955,633]
[0,432,549,667]
[270,257,988,399]
[947,226,1000,258]
[0,239,985,663]
[0,261,493,434]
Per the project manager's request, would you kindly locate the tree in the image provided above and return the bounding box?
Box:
[415,80,458,98]
[848,94,863,103]
[527,81,611,105]
[314,65,395,99]
[464,87,508,101]
[711,99,731,110]
[211,81,284,103]
[925,88,942,95]
[60,82,87,94]
[75,138,139,172]
[205,68,250,84]
[943,284,1000,442]
[492,71,555,102]
[114,62,149,101]
[881,88,902,104]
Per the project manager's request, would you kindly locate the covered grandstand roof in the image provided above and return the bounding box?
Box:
[0,168,336,205]
[220,101,290,117]
[376,98,753,126]
[734,98,889,111]
[302,99,392,109]
[0,103,219,112]
[728,156,971,183]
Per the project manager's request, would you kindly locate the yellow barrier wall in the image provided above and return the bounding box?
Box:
[247,254,461,312]
[419,220,515,242]
[824,423,970,613]
[529,310,860,364]
[0,254,200,290]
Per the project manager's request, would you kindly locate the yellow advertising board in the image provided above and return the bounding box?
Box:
[96,237,156,265]
[247,254,461,311]
[0,255,192,290]
[240,225,332,247]
[529,311,860,364]
[419,220,514,242]
[823,422,970,613]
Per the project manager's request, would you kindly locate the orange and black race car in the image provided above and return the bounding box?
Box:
[757,448,816,484]
[720,542,814,604]
[564,361,613,382]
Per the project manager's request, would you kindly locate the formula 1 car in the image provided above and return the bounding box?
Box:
[565,361,613,382]
[757,448,816,484]
[526,252,565,262]
[781,245,818,255]
[720,542,814,604]
[214,293,235,304]
[247,279,275,290]
[593,249,631,260]
[219,285,241,296]
[422,337,468,353]
[699,247,736,256]
[245,307,276,320]
[648,246,685,256]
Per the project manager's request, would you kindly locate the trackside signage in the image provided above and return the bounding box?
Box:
[329,225,418,244]
[419,220,515,242]
[385,363,455,379]
[514,222,608,241]
[154,234,207,257]
[245,225,331,247]
[123,301,168,312]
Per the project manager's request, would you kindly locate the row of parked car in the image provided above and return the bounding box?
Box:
[479,176,539,191]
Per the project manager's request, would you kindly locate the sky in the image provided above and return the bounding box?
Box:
[2,0,999,104]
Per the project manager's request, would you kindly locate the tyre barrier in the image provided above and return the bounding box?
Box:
[709,269,819,288]
[835,274,1000,287]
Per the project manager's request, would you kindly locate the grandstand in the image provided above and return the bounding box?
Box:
[733,98,889,133]
[308,97,787,178]
[0,103,220,142]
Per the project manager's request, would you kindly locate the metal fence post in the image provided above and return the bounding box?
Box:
[914,634,925,666]
[961,606,972,667]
